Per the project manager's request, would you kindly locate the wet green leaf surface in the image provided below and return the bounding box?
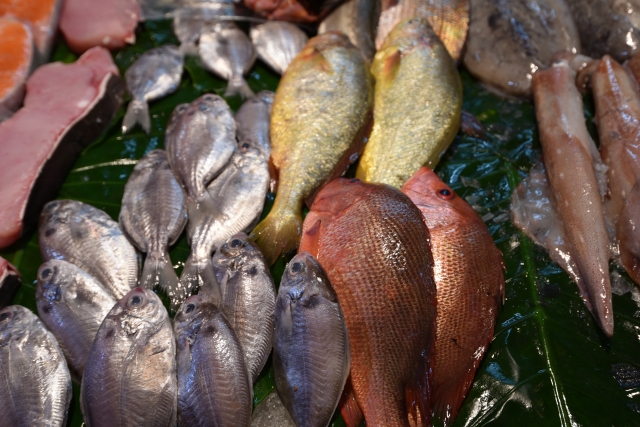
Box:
[2,19,640,426]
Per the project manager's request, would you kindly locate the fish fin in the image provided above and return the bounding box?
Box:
[178,42,198,56]
[187,193,225,226]
[225,74,254,99]
[380,48,402,82]
[249,205,301,265]
[406,344,433,427]
[269,157,279,193]
[432,361,483,425]
[140,251,179,293]
[179,254,221,309]
[122,99,151,134]
[339,380,364,427]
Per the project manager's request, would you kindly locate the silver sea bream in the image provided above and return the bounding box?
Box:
[250,21,308,75]
[235,90,274,157]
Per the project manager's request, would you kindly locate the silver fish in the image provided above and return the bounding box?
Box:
[172,2,235,55]
[39,200,139,300]
[36,260,115,382]
[211,233,276,383]
[199,21,256,98]
[123,45,184,134]
[274,252,350,427]
[250,21,308,75]
[81,288,177,427]
[175,294,252,427]
[119,149,187,304]
[0,305,72,427]
[235,90,274,157]
[165,94,236,303]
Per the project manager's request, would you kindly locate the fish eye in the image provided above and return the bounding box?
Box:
[230,238,243,248]
[203,95,215,102]
[185,304,196,314]
[39,268,52,280]
[437,188,454,199]
[241,142,250,150]
[0,312,11,322]
[290,262,304,274]
[177,104,188,113]
[129,295,144,306]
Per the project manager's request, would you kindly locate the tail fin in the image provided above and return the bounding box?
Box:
[432,375,474,426]
[179,254,221,309]
[140,251,179,292]
[122,99,151,134]
[406,349,433,427]
[339,380,364,427]
[249,206,302,265]
[225,74,254,99]
[187,193,225,227]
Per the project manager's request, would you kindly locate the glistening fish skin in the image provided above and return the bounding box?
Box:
[274,252,350,427]
[81,288,177,427]
[119,149,187,303]
[211,233,276,383]
[299,179,437,427]
[199,22,256,98]
[0,305,72,427]
[35,260,115,382]
[39,200,139,300]
[401,167,504,424]
[356,18,462,189]
[235,90,274,157]
[250,21,309,74]
[122,45,184,134]
[250,32,373,265]
[175,295,252,427]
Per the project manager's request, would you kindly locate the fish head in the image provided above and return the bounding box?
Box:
[36,260,68,306]
[255,90,275,107]
[0,305,35,343]
[281,252,337,306]
[216,233,264,272]
[174,294,220,346]
[133,149,170,173]
[381,18,438,51]
[39,199,77,231]
[115,288,167,334]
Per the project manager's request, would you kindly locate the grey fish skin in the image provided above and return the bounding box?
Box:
[199,22,256,98]
[211,233,276,384]
[0,305,72,427]
[250,21,309,75]
[123,45,184,134]
[175,294,252,427]
[274,252,350,427]
[235,90,274,158]
[165,93,237,304]
[35,260,115,382]
[119,149,187,303]
[81,288,177,427]
[39,200,139,301]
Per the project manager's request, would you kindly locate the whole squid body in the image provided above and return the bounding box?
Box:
[511,60,613,336]
[463,0,580,97]
[0,305,72,427]
[165,94,236,303]
[211,233,276,383]
[39,199,139,300]
[81,288,177,427]
[119,149,187,302]
[122,45,184,134]
[36,260,115,382]
[235,90,274,157]
[250,21,308,74]
[174,294,252,427]
[199,21,256,98]
[401,167,504,424]
[356,18,462,189]
[274,252,350,427]
[299,179,437,427]
[250,32,373,265]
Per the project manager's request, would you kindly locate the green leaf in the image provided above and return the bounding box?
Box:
[2,19,640,426]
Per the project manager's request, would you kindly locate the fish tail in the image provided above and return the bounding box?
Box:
[178,254,221,309]
[249,204,302,265]
[122,99,151,134]
[140,250,179,293]
[187,193,225,226]
[406,341,434,427]
[225,74,254,99]
[178,42,198,56]
[338,380,364,427]
[432,367,478,425]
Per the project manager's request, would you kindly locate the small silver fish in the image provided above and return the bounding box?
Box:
[123,45,184,134]
[175,294,252,427]
[0,305,72,427]
[39,200,139,300]
[250,21,308,75]
[35,260,115,382]
[199,21,256,98]
[235,90,274,157]
[211,233,276,383]
[172,2,235,55]
[81,288,177,427]
[274,252,350,427]
[119,149,187,304]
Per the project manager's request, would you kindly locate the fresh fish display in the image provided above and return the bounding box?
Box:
[119,149,187,299]
[175,294,252,427]
[250,32,373,265]
[35,259,115,381]
[356,18,462,189]
[211,233,276,383]
[463,0,580,97]
[39,200,139,300]
[199,21,256,98]
[250,21,309,74]
[375,0,469,62]
[59,0,141,54]
[274,252,350,427]
[172,2,235,55]
[0,257,20,308]
[299,178,437,427]
[165,94,236,301]
[0,18,34,121]
[0,305,72,427]
[0,47,123,249]
[122,45,184,134]
[512,60,613,336]
[401,167,504,423]
[81,288,177,427]
[235,90,274,157]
